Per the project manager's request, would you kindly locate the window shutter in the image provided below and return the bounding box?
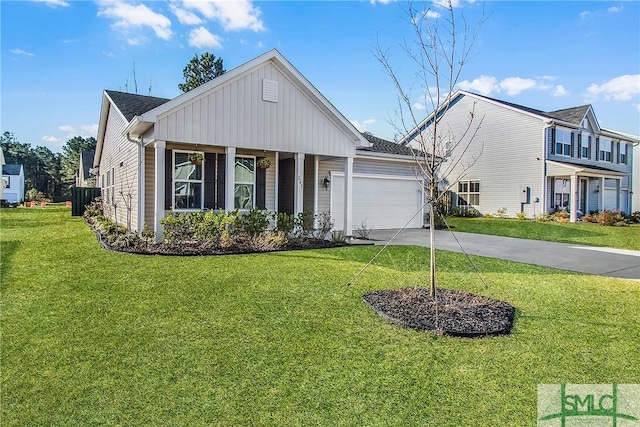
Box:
[624,143,628,165]
[547,127,556,155]
[615,142,620,164]
[595,137,600,161]
[216,154,226,210]
[570,132,575,157]
[577,134,582,158]
[164,149,172,210]
[611,142,616,163]
[256,157,267,210]
[204,152,216,209]
[588,136,592,159]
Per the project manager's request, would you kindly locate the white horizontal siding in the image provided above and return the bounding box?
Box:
[155,62,357,158]
[416,95,545,218]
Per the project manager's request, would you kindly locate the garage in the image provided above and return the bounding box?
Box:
[331,173,424,231]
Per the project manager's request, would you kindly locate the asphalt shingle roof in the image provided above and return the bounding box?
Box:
[360,132,419,156]
[105,90,170,122]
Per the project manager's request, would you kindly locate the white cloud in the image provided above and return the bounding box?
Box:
[170,3,203,25]
[97,0,173,41]
[11,48,34,57]
[424,10,441,19]
[579,10,593,20]
[188,27,223,49]
[433,0,461,8]
[370,0,394,4]
[350,119,376,132]
[414,102,426,110]
[182,0,264,32]
[59,125,75,133]
[553,85,568,97]
[81,124,99,136]
[33,0,69,8]
[41,136,62,143]
[458,75,497,95]
[102,51,116,58]
[57,124,98,138]
[586,74,640,102]
[608,5,622,13]
[127,37,147,46]
[499,77,537,96]
[635,104,640,112]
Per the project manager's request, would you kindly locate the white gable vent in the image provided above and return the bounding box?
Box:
[263,79,278,103]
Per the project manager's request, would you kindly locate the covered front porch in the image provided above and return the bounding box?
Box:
[143,141,357,240]
[546,160,629,222]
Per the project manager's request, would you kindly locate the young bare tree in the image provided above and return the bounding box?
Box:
[375,0,486,296]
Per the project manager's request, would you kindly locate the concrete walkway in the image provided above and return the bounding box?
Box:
[366,228,640,280]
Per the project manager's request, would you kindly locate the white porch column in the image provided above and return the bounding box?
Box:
[343,157,354,235]
[154,140,166,242]
[225,147,236,212]
[598,177,605,212]
[313,156,319,228]
[274,152,279,212]
[570,174,578,222]
[294,153,305,215]
[137,140,145,233]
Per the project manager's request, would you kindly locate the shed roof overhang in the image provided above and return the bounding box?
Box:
[546,160,628,179]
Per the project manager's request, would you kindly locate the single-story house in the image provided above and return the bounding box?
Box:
[2,164,25,203]
[95,49,426,239]
[76,150,96,187]
[402,90,639,221]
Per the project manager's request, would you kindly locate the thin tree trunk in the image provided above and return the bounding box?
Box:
[429,188,436,297]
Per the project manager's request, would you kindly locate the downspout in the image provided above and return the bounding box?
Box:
[126,132,144,234]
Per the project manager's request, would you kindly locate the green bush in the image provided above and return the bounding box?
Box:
[515,211,527,220]
[235,208,271,236]
[160,212,193,243]
[450,206,481,217]
[275,212,297,236]
[192,210,238,241]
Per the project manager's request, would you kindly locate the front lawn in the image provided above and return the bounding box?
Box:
[2,208,639,426]
[446,216,640,251]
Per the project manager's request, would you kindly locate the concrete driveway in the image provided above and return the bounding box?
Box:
[367,228,640,280]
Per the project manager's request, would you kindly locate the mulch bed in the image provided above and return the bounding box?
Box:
[363,287,515,337]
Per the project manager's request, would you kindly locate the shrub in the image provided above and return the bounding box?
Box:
[450,207,481,217]
[275,212,297,236]
[312,212,334,239]
[625,211,640,224]
[332,230,346,243]
[553,211,570,223]
[25,188,46,202]
[354,219,372,239]
[160,212,193,243]
[192,210,238,241]
[495,207,508,218]
[596,210,625,226]
[483,212,494,218]
[235,209,271,236]
[535,213,554,222]
[515,211,527,220]
[83,197,104,218]
[247,231,288,251]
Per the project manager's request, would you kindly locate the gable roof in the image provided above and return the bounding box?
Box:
[2,164,23,175]
[401,90,638,145]
[105,91,170,122]
[132,49,369,148]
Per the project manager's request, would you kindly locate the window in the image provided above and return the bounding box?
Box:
[234,156,255,210]
[581,134,590,158]
[457,180,480,206]
[174,151,203,210]
[2,176,10,189]
[105,170,111,204]
[599,138,612,162]
[554,178,570,210]
[619,143,627,164]
[555,129,572,156]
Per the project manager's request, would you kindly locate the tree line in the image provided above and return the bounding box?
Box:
[1,131,96,201]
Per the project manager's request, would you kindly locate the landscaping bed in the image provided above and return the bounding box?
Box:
[363,287,515,337]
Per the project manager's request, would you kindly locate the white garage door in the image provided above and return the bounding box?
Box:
[331,173,424,230]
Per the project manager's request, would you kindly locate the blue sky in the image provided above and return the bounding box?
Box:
[2,0,639,153]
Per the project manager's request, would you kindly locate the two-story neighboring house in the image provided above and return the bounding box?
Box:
[402,90,638,221]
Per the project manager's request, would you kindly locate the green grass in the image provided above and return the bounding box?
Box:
[2,208,639,426]
[446,216,640,251]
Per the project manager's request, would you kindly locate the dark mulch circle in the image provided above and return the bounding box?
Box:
[363,287,515,337]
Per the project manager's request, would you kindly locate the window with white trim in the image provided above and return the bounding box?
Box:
[174,151,203,210]
[234,156,255,210]
[599,138,612,162]
[581,134,590,158]
[619,143,627,164]
[555,129,571,156]
[457,180,480,206]
[2,176,10,189]
[554,178,570,210]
